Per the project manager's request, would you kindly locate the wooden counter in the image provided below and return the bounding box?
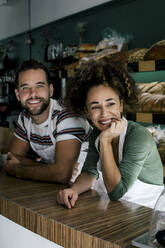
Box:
[0,170,152,248]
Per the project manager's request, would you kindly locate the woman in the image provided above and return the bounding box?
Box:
[57,58,164,208]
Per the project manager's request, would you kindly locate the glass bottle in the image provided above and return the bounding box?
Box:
[148,187,165,247]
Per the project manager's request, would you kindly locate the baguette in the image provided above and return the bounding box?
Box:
[137,82,165,95]
[138,93,165,112]
[152,95,163,112]
[139,93,155,112]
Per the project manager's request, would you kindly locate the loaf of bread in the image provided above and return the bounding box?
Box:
[95,39,118,52]
[80,47,118,62]
[127,48,148,63]
[127,82,165,113]
[138,93,165,112]
[74,43,96,59]
[74,52,92,59]
[77,43,96,52]
[79,43,128,65]
[124,93,165,113]
[144,40,165,60]
[127,39,165,62]
[146,126,165,163]
[162,98,165,112]
[137,82,165,95]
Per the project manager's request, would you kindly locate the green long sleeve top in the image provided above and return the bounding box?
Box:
[82,121,163,200]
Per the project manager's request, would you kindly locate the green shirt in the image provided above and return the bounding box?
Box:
[82,121,163,200]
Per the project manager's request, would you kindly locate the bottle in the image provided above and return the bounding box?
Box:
[148,187,165,247]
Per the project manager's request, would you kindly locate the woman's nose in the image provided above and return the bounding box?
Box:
[100,107,107,116]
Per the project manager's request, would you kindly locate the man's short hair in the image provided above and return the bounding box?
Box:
[15,59,50,88]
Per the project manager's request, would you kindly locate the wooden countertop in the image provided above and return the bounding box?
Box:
[0,170,152,248]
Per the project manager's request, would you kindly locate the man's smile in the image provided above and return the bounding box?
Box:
[27,98,42,105]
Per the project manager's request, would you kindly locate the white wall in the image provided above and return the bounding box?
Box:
[0,0,28,40]
[30,0,112,29]
[0,0,112,40]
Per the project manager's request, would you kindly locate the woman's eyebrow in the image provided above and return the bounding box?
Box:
[106,98,114,101]
[89,98,114,106]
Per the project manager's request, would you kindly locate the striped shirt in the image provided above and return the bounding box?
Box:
[14,98,91,163]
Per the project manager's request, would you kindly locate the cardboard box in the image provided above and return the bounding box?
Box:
[0,127,13,151]
[136,113,153,123]
[138,60,156,72]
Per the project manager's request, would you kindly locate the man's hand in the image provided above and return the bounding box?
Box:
[3,152,21,177]
[56,188,78,209]
[4,152,20,166]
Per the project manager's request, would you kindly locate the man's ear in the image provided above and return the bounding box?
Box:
[49,83,54,97]
[120,100,123,113]
[84,107,90,119]
[15,89,20,101]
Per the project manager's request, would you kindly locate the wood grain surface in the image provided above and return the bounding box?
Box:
[0,170,152,248]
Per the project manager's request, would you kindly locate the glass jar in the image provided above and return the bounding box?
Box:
[148,187,165,247]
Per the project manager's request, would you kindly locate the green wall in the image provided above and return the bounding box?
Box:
[1,0,165,66]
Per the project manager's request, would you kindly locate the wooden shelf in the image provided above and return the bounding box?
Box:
[128,59,165,72]
[126,112,165,125]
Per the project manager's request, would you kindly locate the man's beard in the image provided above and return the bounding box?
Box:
[23,97,50,116]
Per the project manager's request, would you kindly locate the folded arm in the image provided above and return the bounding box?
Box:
[4,135,82,183]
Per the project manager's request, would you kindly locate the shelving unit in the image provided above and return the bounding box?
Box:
[128,59,165,72]
[127,60,165,125]
[127,60,165,174]
[128,59,165,82]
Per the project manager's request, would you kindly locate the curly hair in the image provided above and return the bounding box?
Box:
[15,59,50,89]
[64,58,139,115]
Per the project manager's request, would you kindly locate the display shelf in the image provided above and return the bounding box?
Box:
[125,112,165,126]
[128,59,165,72]
[131,71,165,83]
[125,59,165,168]
[128,59,165,82]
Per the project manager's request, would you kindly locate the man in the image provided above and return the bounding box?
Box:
[4,60,90,183]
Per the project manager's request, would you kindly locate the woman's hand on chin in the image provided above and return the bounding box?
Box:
[99,118,127,143]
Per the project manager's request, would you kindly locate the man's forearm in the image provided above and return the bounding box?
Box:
[6,162,68,183]
[5,155,71,183]
[15,155,40,166]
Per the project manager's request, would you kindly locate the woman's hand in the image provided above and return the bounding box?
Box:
[69,162,80,185]
[57,173,95,208]
[56,188,78,209]
[100,118,127,143]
